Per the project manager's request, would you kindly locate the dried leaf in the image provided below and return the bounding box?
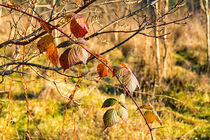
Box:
[75,45,89,64]
[103,108,118,129]
[122,71,139,93]
[37,35,58,66]
[57,40,74,48]
[40,21,52,33]
[97,63,108,78]
[119,106,128,121]
[101,98,117,108]
[70,13,89,38]
[59,48,71,71]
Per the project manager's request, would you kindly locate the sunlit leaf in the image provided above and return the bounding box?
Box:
[144,111,156,124]
[122,72,138,93]
[144,110,162,125]
[74,45,88,64]
[101,98,117,108]
[70,13,89,38]
[153,110,162,125]
[57,40,74,48]
[119,106,128,121]
[119,94,127,109]
[37,35,58,66]
[103,108,118,129]
[59,48,71,71]
[97,63,108,78]
[113,65,129,77]
[40,21,52,33]
[46,43,58,66]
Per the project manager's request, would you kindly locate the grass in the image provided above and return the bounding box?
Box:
[0,5,210,140]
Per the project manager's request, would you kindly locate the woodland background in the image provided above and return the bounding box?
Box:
[0,0,209,139]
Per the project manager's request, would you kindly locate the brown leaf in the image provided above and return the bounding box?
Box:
[37,35,58,66]
[70,13,89,38]
[97,63,108,78]
[40,21,52,33]
[37,35,54,53]
[59,48,71,71]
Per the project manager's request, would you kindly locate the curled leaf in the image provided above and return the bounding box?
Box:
[70,13,89,38]
[101,98,117,108]
[103,108,118,129]
[119,106,128,121]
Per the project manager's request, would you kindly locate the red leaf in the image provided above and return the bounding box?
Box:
[59,48,71,71]
[97,63,108,78]
[70,13,89,38]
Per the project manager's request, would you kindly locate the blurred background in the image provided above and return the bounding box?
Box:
[0,0,209,139]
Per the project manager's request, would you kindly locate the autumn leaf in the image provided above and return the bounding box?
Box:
[101,98,117,108]
[144,110,162,125]
[113,63,140,93]
[70,13,89,38]
[59,48,71,71]
[37,35,58,66]
[103,108,118,129]
[59,45,88,71]
[97,63,108,78]
[40,21,52,33]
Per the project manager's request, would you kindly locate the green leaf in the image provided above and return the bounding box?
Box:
[103,108,118,129]
[101,98,117,108]
[119,94,127,109]
[119,106,128,121]
[57,40,73,48]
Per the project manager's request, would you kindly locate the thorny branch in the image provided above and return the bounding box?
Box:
[0,0,189,139]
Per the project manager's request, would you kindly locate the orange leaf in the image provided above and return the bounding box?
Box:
[37,35,58,66]
[120,62,127,68]
[40,21,52,33]
[46,43,58,66]
[59,48,71,71]
[97,63,108,78]
[70,13,89,38]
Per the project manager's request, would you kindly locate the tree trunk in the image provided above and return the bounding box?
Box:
[205,0,210,68]
[155,1,160,83]
[163,0,169,79]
